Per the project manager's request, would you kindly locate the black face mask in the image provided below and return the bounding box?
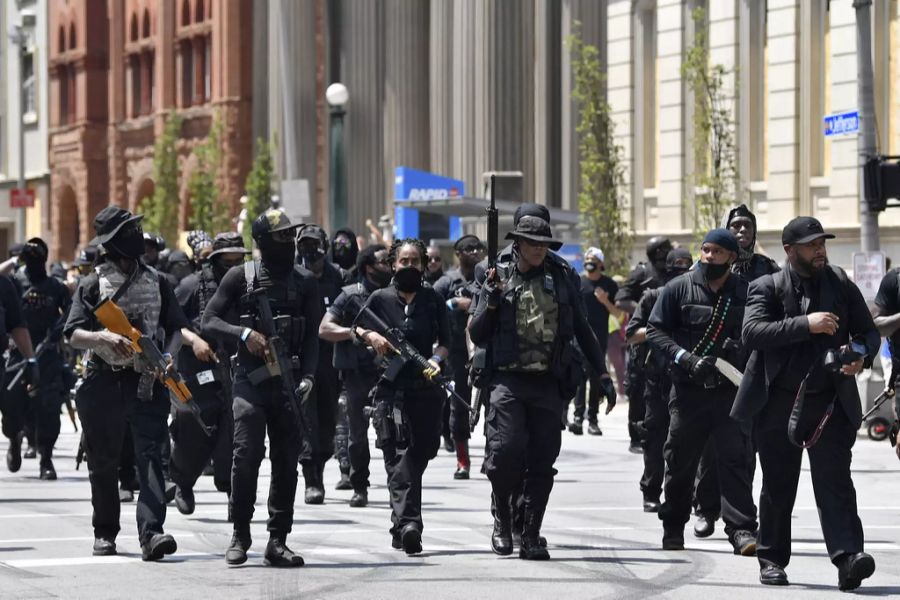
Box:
[24,258,47,280]
[665,266,689,281]
[258,239,296,276]
[394,266,423,293]
[106,228,145,260]
[211,259,231,282]
[584,263,598,273]
[300,250,325,269]
[699,262,730,281]
[369,268,392,288]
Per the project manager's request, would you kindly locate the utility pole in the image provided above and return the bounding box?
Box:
[855,0,880,251]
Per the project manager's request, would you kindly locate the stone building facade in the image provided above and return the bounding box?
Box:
[48,0,253,261]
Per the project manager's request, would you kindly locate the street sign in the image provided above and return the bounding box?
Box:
[824,110,860,137]
[9,188,34,208]
[852,251,886,302]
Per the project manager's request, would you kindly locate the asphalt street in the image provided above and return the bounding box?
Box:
[0,403,898,600]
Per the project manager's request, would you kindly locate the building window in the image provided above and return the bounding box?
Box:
[638,3,658,189]
[749,0,767,181]
[130,55,142,117]
[182,0,191,26]
[810,0,829,177]
[181,40,194,106]
[58,26,65,54]
[148,51,156,112]
[130,14,138,42]
[69,23,76,50]
[196,0,204,22]
[142,9,151,38]
[204,36,211,100]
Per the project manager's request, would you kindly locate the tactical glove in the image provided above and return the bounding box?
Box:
[599,375,617,412]
[296,377,314,402]
[678,352,716,382]
[24,358,40,398]
[482,281,502,309]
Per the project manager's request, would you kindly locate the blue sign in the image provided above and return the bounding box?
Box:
[556,243,583,273]
[824,110,859,137]
[394,167,465,240]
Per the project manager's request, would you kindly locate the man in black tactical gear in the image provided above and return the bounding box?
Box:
[319,244,390,507]
[692,205,783,538]
[296,223,345,504]
[625,247,693,513]
[330,227,360,284]
[617,236,673,453]
[647,228,758,556]
[469,216,613,561]
[170,233,250,516]
[735,217,879,590]
[203,209,320,567]
[5,238,70,480]
[425,245,445,286]
[65,206,187,561]
[142,233,165,268]
[433,234,486,479]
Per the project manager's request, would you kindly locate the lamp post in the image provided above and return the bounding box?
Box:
[326,82,348,232]
[7,16,31,243]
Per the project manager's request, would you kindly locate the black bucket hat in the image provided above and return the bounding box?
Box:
[208,232,250,258]
[91,206,144,246]
[505,215,563,251]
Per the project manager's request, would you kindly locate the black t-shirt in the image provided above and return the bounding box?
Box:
[875,269,900,354]
[615,262,665,305]
[580,274,618,349]
[63,266,188,345]
[15,271,71,346]
[0,275,25,347]
[362,284,451,385]
[433,268,476,354]
[328,277,381,371]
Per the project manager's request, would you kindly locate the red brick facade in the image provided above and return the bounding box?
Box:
[48,0,253,261]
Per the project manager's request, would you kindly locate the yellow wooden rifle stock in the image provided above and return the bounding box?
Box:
[93,298,193,404]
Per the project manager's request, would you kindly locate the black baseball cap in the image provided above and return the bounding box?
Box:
[208,232,250,258]
[505,216,563,251]
[297,224,328,246]
[91,206,144,246]
[782,217,836,245]
[454,234,483,252]
[251,209,300,241]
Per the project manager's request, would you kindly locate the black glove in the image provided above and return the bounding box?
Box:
[599,375,617,413]
[296,377,314,402]
[678,352,716,382]
[24,358,40,397]
[482,280,502,309]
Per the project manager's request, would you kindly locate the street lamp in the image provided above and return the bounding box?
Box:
[7,11,34,243]
[326,82,348,232]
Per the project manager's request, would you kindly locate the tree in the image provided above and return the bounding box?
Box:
[141,113,182,244]
[186,113,231,234]
[566,26,633,276]
[682,7,740,238]
[242,137,276,246]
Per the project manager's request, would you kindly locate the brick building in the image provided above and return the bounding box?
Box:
[48,0,253,261]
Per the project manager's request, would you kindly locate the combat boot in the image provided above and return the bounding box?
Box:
[490,494,513,556]
[92,537,117,556]
[141,533,177,562]
[174,485,195,515]
[6,431,22,473]
[264,533,304,567]
[302,464,324,505]
[587,422,602,436]
[23,442,36,459]
[519,507,550,561]
[39,449,56,480]
[454,441,470,480]
[349,490,368,508]
[568,418,583,436]
[400,523,422,555]
[335,470,352,490]
[225,529,252,565]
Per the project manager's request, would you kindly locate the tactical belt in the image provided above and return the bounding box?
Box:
[234,355,301,385]
[86,359,133,374]
[186,369,225,387]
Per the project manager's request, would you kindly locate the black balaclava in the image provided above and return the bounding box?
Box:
[22,241,48,281]
[664,248,693,281]
[394,266,423,293]
[259,237,296,277]
[646,236,673,273]
[106,223,145,260]
[331,228,359,271]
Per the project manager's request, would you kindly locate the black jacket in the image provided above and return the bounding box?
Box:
[732,265,880,428]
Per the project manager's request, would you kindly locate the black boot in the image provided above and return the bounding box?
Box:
[39,448,56,481]
[6,432,22,473]
[335,470,352,491]
[302,464,324,505]
[225,528,251,565]
[174,485,195,515]
[264,533,304,567]
[491,494,513,556]
[141,533,177,562]
[519,507,550,560]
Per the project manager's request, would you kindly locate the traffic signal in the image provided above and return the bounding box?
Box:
[863,156,900,212]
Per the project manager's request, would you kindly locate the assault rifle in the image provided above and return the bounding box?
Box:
[5,314,68,392]
[469,174,498,430]
[244,263,311,438]
[348,296,470,410]
[93,298,214,437]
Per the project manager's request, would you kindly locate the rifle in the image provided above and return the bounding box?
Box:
[93,298,215,437]
[244,263,310,438]
[75,432,85,470]
[64,393,78,432]
[6,314,68,391]
[348,295,470,410]
[470,174,499,431]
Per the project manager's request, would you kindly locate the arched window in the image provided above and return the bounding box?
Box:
[181,0,191,26]
[142,10,151,38]
[195,0,204,23]
[130,14,138,42]
[58,26,66,54]
[69,23,76,50]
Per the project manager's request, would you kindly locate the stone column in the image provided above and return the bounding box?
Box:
[429,0,454,177]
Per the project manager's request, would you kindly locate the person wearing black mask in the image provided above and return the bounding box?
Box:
[5,238,70,480]
[170,233,249,517]
[469,217,614,561]
[295,224,345,504]
[433,235,486,478]
[143,233,165,268]
[202,209,320,567]
[568,247,621,436]
[165,251,193,285]
[65,207,189,561]
[646,229,757,555]
[355,238,450,554]
[625,248,692,512]
[330,227,360,284]
[319,243,390,507]
[735,217,879,590]
[425,245,444,285]
[617,236,673,453]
